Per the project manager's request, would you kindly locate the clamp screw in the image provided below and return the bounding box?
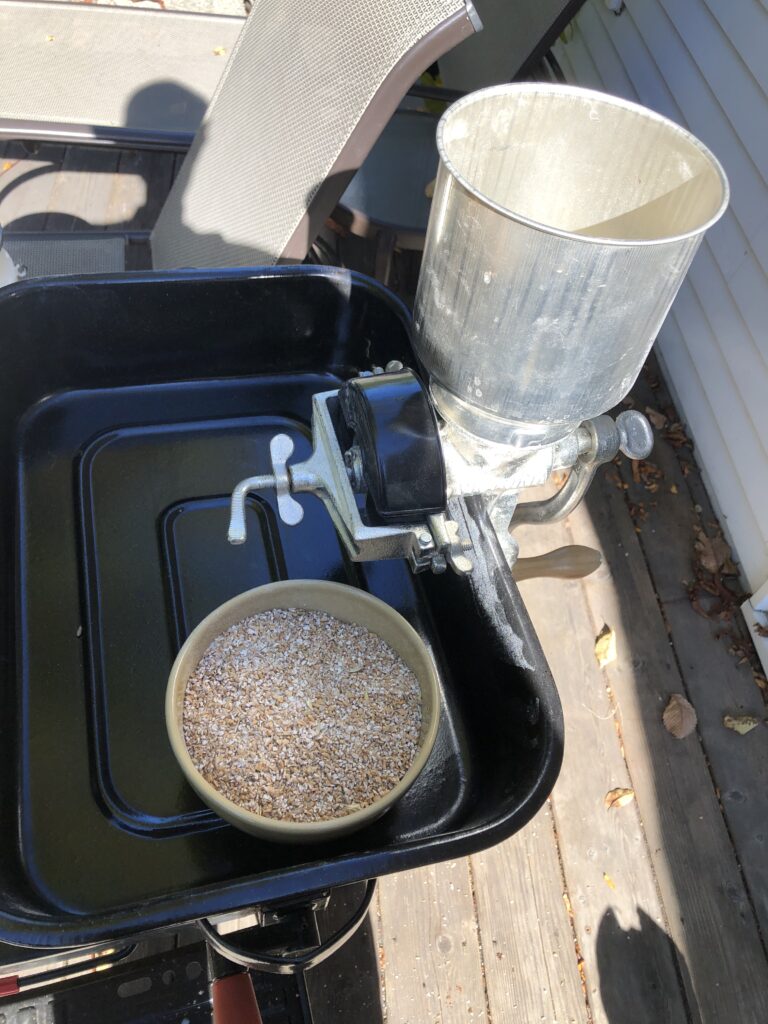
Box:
[417,530,434,550]
[616,410,654,460]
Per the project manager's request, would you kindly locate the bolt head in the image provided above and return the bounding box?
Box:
[417,530,434,550]
[616,409,654,460]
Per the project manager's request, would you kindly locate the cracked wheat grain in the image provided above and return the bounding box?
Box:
[183,608,423,822]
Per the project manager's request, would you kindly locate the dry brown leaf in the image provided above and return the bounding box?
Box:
[604,787,635,810]
[628,501,647,523]
[694,532,719,574]
[694,530,732,575]
[645,406,668,430]
[603,872,617,891]
[723,714,760,735]
[594,624,617,667]
[636,460,663,492]
[669,484,679,495]
[664,422,692,448]
[752,622,768,638]
[721,557,739,577]
[663,693,697,738]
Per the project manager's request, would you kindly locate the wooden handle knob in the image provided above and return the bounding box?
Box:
[512,545,602,582]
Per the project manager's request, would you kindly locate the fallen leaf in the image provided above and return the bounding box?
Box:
[604,787,635,810]
[752,622,768,638]
[722,555,739,577]
[603,872,617,891]
[664,422,692,448]
[634,460,663,492]
[213,45,227,56]
[663,693,697,738]
[723,714,760,735]
[594,624,617,667]
[645,406,668,430]
[669,484,679,495]
[694,532,719,574]
[694,529,732,575]
[754,672,768,694]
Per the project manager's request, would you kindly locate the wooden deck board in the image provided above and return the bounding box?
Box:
[113,149,176,230]
[44,146,122,230]
[0,142,68,230]
[517,518,689,1024]
[1,145,178,235]
[616,372,768,938]
[470,805,587,1024]
[567,472,768,1024]
[377,860,487,1024]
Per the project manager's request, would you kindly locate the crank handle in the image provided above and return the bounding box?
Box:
[227,435,305,544]
[512,545,602,582]
[227,473,276,544]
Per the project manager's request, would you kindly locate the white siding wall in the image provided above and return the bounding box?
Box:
[553,0,768,594]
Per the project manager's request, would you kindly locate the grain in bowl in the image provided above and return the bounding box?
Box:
[183,608,422,822]
[166,580,440,841]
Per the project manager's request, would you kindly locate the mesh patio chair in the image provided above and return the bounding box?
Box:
[0,0,481,276]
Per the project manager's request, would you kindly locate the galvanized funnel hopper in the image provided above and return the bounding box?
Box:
[413,84,729,449]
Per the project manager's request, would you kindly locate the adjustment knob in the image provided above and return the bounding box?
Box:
[616,410,654,461]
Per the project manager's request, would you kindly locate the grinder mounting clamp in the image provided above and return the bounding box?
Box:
[228,369,473,576]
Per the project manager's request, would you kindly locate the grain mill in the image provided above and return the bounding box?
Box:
[227,84,728,576]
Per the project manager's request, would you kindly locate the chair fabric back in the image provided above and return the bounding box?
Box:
[151,0,477,269]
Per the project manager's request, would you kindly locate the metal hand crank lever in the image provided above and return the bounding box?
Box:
[228,434,303,544]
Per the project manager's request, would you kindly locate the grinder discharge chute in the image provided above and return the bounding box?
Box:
[228,84,728,576]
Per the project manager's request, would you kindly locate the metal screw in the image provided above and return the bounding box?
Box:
[417,530,434,550]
